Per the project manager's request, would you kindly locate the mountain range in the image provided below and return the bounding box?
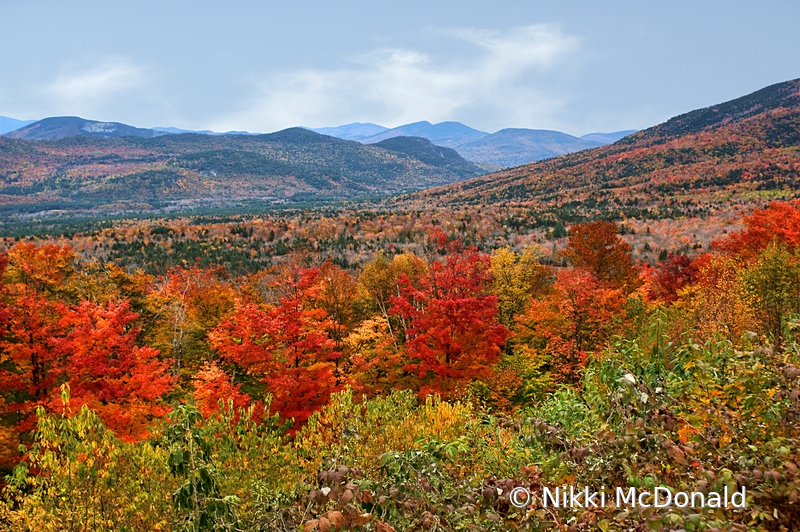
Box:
[7,74,796,223]
[312,121,636,167]
[3,116,637,168]
[409,77,800,222]
[0,126,485,218]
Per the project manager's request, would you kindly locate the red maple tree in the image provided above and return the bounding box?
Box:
[210,266,339,426]
[390,231,509,398]
[716,199,800,256]
[51,300,173,441]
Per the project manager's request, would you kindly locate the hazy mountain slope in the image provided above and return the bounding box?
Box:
[151,126,258,135]
[580,130,638,144]
[636,78,800,140]
[311,123,388,141]
[0,116,36,135]
[5,117,168,140]
[311,120,631,166]
[361,121,489,148]
[372,136,477,171]
[152,126,216,135]
[453,128,602,167]
[0,127,485,216]
[407,78,800,221]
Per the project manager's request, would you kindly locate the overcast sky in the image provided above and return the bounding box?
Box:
[2,1,799,136]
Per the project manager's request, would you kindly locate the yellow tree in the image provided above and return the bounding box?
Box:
[359,252,427,342]
[490,246,553,327]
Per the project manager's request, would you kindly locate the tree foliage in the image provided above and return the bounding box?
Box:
[2,199,800,530]
[389,233,509,398]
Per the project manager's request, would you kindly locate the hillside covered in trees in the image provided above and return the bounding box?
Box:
[0,128,484,218]
[411,78,800,218]
[0,200,799,530]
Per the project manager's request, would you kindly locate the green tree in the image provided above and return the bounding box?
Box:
[162,405,240,531]
[740,243,800,345]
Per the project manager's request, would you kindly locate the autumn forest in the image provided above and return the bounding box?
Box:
[1,80,800,531]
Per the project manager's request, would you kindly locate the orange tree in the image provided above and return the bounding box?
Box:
[563,220,641,294]
[50,300,173,441]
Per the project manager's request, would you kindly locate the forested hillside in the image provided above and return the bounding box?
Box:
[414,78,800,218]
[0,128,484,218]
[1,200,799,530]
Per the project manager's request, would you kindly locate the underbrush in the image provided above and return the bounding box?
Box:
[2,330,798,531]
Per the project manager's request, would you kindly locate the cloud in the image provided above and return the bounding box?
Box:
[452,25,580,76]
[212,24,580,132]
[42,58,146,118]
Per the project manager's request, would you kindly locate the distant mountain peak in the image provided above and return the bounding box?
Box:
[454,129,602,167]
[310,122,389,141]
[4,116,167,140]
[152,126,216,135]
[580,130,638,144]
[0,116,37,135]
[401,120,434,127]
[360,121,488,148]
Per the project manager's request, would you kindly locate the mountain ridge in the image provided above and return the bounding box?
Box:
[453,128,602,168]
[310,123,388,141]
[406,78,800,220]
[0,126,485,218]
[360,121,489,148]
[316,120,636,167]
[7,116,639,168]
[635,78,800,141]
[5,116,168,140]
[580,130,638,144]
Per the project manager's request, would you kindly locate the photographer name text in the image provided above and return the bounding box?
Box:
[508,485,746,509]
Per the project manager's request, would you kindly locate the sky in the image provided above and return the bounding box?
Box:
[2,1,799,136]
